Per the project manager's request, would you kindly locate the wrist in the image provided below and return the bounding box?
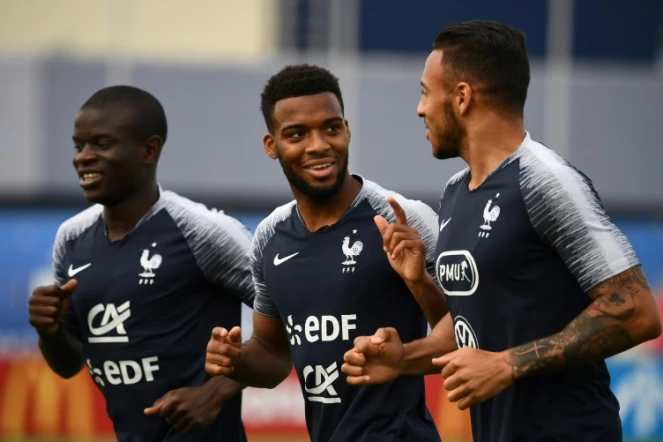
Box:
[206,376,244,406]
[400,342,415,375]
[38,324,63,341]
[500,350,518,380]
[404,272,434,292]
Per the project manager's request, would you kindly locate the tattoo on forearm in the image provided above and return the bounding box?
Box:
[506,266,650,379]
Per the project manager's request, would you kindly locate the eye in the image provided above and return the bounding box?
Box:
[74,144,83,152]
[327,125,340,133]
[93,138,114,149]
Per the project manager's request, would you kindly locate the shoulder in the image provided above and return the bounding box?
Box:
[446,167,470,188]
[55,204,104,246]
[438,167,469,207]
[360,178,437,230]
[516,137,597,202]
[161,190,251,246]
[252,200,297,256]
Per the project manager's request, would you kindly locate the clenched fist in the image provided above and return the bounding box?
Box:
[28,280,78,336]
[205,326,242,376]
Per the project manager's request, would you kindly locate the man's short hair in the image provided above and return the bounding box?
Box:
[82,85,168,143]
[260,64,344,133]
[433,20,530,116]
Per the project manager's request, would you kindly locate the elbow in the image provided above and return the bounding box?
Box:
[645,315,662,341]
[266,360,293,389]
[55,362,84,380]
[633,311,662,344]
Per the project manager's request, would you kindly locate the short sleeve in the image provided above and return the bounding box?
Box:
[196,212,256,307]
[250,221,280,317]
[165,197,256,307]
[402,199,440,283]
[521,162,640,292]
[52,226,81,338]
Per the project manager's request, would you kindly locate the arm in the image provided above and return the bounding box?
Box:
[205,311,292,390]
[342,312,457,384]
[404,198,448,326]
[219,312,293,389]
[32,232,85,379]
[378,196,448,327]
[507,163,661,376]
[505,265,661,379]
[404,274,448,330]
[38,323,85,379]
[401,312,456,375]
[201,375,245,398]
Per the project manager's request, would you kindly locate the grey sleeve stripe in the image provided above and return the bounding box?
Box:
[251,202,295,318]
[520,145,639,291]
[163,192,255,306]
[52,205,103,287]
[403,199,439,283]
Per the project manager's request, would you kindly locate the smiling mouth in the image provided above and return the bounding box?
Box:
[79,172,103,187]
[307,162,334,170]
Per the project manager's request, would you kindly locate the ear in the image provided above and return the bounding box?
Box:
[263,133,278,160]
[456,82,473,116]
[344,119,351,143]
[143,135,163,166]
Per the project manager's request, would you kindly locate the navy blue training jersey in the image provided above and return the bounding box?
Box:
[53,189,255,442]
[436,132,639,442]
[252,176,441,442]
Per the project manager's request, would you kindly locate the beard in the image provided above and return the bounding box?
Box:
[432,99,465,160]
[277,150,350,201]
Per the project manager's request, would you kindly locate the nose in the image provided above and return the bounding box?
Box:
[73,144,98,167]
[416,95,426,118]
[305,130,331,155]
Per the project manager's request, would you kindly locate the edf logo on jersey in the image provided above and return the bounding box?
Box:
[286,313,357,405]
[286,314,357,345]
[86,301,161,387]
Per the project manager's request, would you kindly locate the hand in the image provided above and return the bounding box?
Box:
[28,280,78,336]
[342,327,405,385]
[205,326,242,376]
[375,196,427,285]
[144,385,224,433]
[433,347,514,410]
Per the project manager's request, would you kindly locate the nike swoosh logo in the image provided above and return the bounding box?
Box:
[68,263,91,277]
[274,252,299,266]
[439,218,451,232]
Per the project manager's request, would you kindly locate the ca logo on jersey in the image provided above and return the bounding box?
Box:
[436,250,479,296]
[87,301,131,343]
[454,316,479,349]
[303,362,341,404]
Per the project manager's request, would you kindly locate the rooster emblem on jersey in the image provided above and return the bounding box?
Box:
[342,236,363,266]
[138,243,163,284]
[480,198,501,231]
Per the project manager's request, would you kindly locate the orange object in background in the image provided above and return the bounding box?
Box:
[0,357,470,440]
[0,356,113,437]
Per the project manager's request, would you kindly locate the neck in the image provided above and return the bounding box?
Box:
[103,181,159,242]
[461,112,525,191]
[294,174,362,232]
